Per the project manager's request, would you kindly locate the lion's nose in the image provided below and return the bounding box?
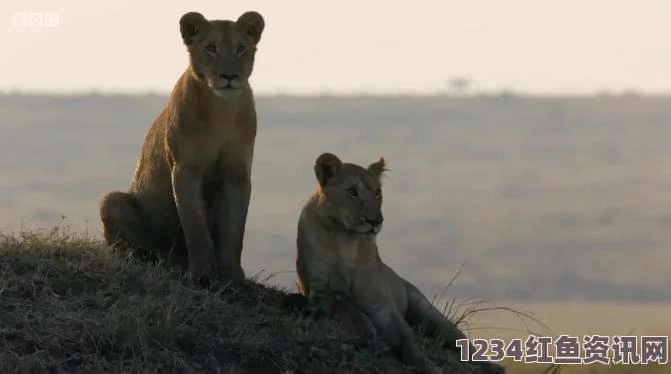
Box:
[365,214,384,227]
[218,73,240,81]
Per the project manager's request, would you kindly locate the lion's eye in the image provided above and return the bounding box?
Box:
[205,43,217,55]
[346,187,358,199]
[374,189,382,199]
[236,44,247,56]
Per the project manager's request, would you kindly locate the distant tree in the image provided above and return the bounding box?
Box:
[448,75,472,96]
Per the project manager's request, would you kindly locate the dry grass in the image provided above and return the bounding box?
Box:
[0,226,666,373]
[0,227,494,373]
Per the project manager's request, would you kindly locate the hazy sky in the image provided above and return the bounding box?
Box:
[3,0,670,95]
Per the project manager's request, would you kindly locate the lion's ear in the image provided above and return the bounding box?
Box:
[180,12,208,46]
[237,11,265,44]
[314,153,343,187]
[367,157,387,180]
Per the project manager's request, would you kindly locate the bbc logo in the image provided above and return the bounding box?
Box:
[11,12,60,28]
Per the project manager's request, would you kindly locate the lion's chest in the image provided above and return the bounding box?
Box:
[335,239,361,268]
[188,120,254,209]
[335,238,378,272]
[196,119,254,175]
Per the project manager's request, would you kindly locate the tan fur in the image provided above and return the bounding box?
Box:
[99,10,265,285]
[295,153,505,374]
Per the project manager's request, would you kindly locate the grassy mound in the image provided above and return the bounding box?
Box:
[0,228,514,374]
[4,228,663,373]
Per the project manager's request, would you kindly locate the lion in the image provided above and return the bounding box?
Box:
[294,153,506,374]
[99,10,265,285]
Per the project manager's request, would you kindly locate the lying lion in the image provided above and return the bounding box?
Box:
[294,152,505,373]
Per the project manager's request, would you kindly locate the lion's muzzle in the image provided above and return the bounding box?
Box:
[216,72,243,90]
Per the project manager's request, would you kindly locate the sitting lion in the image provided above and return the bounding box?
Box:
[294,152,505,374]
[99,10,265,285]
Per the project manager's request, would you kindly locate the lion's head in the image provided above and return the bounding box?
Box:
[312,153,387,237]
[179,11,265,100]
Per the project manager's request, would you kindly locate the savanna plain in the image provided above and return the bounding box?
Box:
[0,93,669,373]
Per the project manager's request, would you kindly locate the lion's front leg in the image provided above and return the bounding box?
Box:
[212,174,250,281]
[172,164,219,286]
[302,263,350,316]
[363,302,443,374]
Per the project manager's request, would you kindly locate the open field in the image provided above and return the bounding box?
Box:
[2,93,670,302]
[1,93,669,372]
